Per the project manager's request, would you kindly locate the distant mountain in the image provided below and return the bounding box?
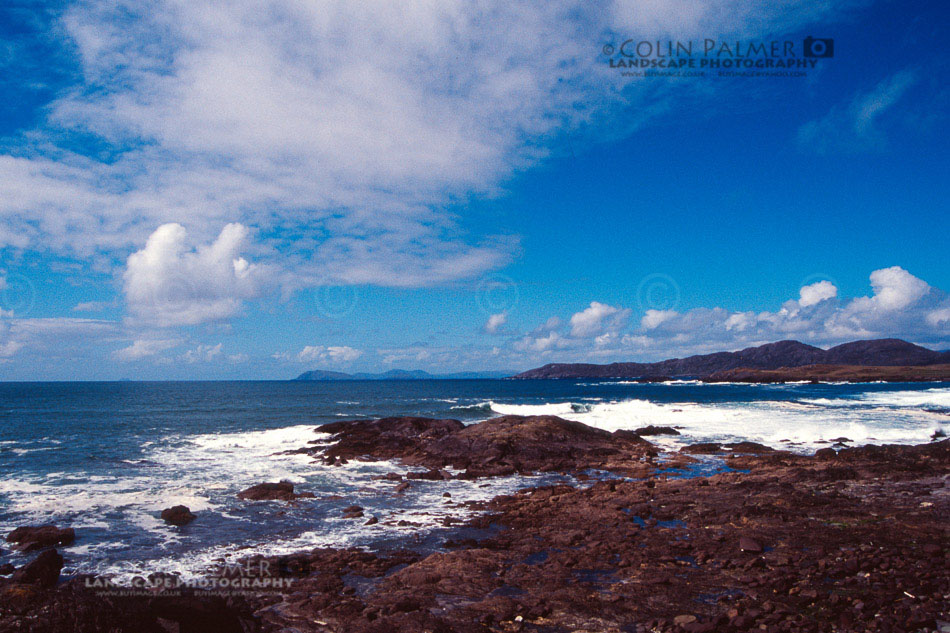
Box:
[513,339,950,379]
[294,369,512,381]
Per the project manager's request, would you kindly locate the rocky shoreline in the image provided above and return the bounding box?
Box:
[1,415,947,632]
[704,364,950,383]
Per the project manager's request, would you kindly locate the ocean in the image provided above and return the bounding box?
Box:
[1,379,947,583]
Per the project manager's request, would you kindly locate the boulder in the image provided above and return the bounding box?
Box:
[634,425,681,436]
[6,525,75,552]
[237,482,301,501]
[815,447,837,460]
[160,505,197,526]
[11,549,63,588]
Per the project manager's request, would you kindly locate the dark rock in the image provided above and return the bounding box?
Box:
[0,563,14,575]
[315,414,655,478]
[394,481,411,493]
[724,441,774,453]
[12,548,63,587]
[160,505,196,526]
[237,481,302,501]
[6,525,75,552]
[364,516,379,526]
[634,425,681,436]
[739,537,763,553]
[815,447,837,460]
[681,443,723,455]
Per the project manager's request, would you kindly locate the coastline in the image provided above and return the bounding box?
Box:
[2,414,947,632]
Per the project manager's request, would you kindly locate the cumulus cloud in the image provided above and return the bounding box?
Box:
[113,338,180,361]
[0,339,23,358]
[569,302,631,338]
[123,223,266,327]
[297,345,363,364]
[631,267,948,353]
[510,267,949,363]
[483,312,508,335]
[798,280,838,307]
[797,69,918,153]
[641,309,678,330]
[182,343,223,363]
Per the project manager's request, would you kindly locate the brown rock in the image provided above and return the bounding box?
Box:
[6,525,75,552]
[160,505,196,526]
[739,537,764,553]
[11,548,63,587]
[237,482,301,501]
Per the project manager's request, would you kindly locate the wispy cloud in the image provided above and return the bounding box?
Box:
[797,69,918,153]
[1,0,857,292]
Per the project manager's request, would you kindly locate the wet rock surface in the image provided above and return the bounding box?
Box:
[160,505,197,526]
[317,414,657,477]
[5,526,75,552]
[237,482,314,502]
[2,416,947,633]
[10,549,63,588]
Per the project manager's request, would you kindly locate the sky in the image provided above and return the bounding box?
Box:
[0,0,947,380]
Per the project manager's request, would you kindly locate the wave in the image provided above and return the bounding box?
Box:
[486,402,591,415]
[800,387,950,409]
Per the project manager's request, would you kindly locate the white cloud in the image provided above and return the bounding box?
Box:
[0,339,23,358]
[123,223,266,327]
[858,266,929,311]
[182,343,223,363]
[483,312,508,334]
[0,0,856,290]
[927,307,950,327]
[510,267,949,363]
[628,267,948,353]
[641,309,678,330]
[798,280,837,307]
[114,338,180,361]
[570,301,631,338]
[797,69,918,153]
[296,345,362,364]
[72,300,115,312]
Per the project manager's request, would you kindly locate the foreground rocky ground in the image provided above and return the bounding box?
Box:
[1,415,947,632]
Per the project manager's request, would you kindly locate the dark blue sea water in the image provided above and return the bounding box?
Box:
[0,379,946,581]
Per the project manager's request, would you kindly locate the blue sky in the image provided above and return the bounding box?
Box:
[0,0,947,380]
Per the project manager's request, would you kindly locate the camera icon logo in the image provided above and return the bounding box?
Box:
[803,36,834,58]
